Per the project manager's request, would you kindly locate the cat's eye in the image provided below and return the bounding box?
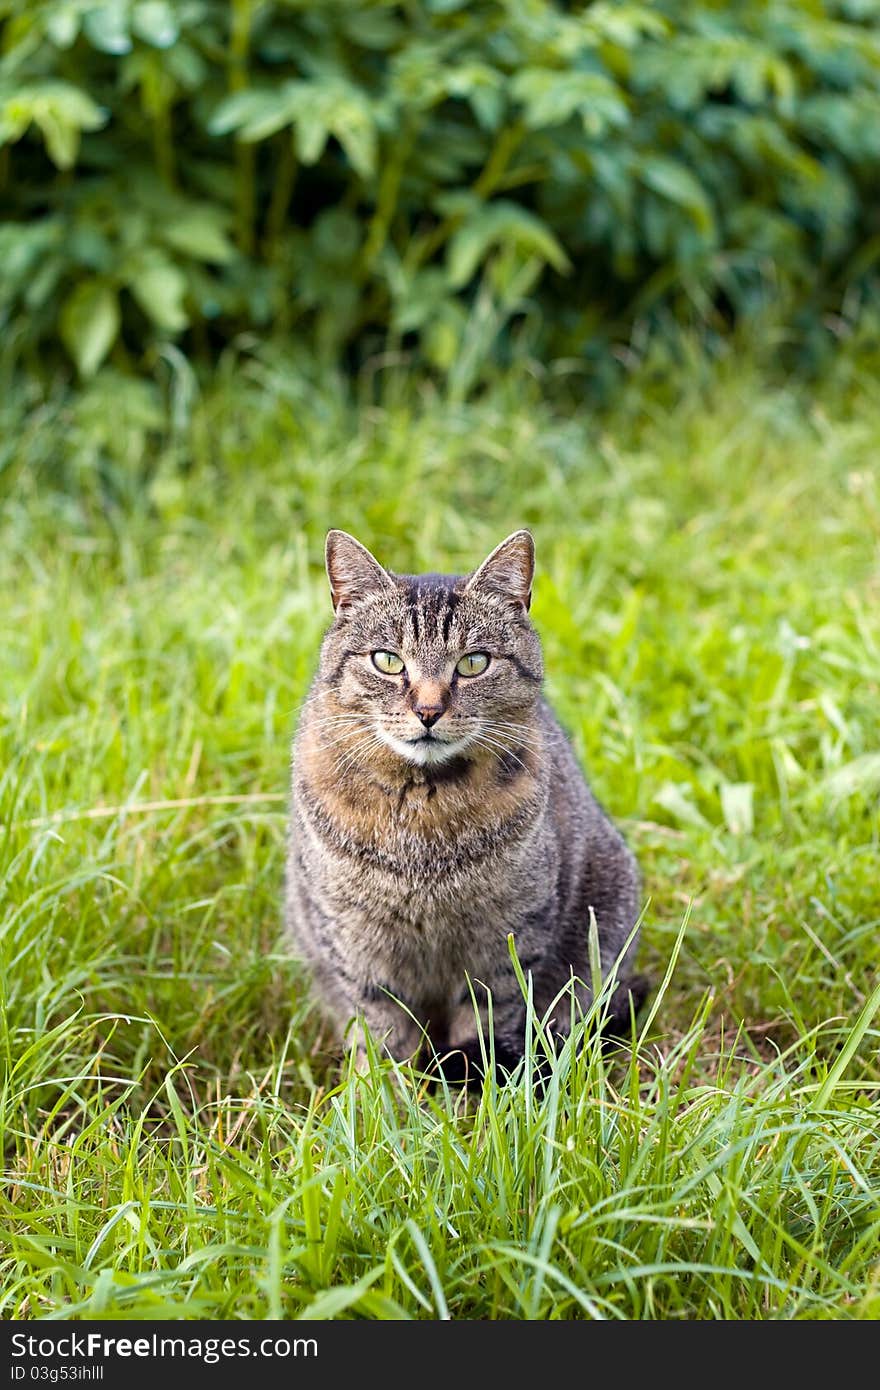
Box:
[372,650,405,675]
[456,651,490,677]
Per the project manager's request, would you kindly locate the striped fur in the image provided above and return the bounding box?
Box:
[286,530,646,1077]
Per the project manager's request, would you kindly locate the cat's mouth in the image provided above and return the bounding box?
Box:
[407,732,460,762]
[375,725,474,766]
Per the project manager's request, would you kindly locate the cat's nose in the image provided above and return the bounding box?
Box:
[415,705,444,728]
[411,682,449,727]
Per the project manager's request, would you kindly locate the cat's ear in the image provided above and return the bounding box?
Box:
[325,530,394,612]
[464,530,535,610]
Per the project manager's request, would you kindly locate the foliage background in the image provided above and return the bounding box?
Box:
[4,0,880,400]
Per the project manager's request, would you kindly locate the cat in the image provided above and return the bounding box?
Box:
[285,528,646,1081]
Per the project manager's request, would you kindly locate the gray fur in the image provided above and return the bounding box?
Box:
[286,530,646,1076]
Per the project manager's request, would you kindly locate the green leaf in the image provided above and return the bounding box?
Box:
[46,8,80,48]
[311,209,360,264]
[210,79,377,178]
[0,83,107,169]
[84,1,132,55]
[208,90,279,138]
[35,109,78,168]
[822,753,880,803]
[445,63,505,131]
[391,269,449,333]
[128,258,188,331]
[295,1266,384,1320]
[447,202,570,288]
[341,7,403,50]
[132,1,179,49]
[809,976,880,1111]
[0,220,60,290]
[291,83,377,178]
[59,281,120,377]
[720,782,754,836]
[512,67,629,135]
[654,782,709,830]
[162,215,235,264]
[294,107,330,165]
[424,302,466,370]
[639,158,715,235]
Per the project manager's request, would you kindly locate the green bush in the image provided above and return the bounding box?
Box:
[3,0,880,390]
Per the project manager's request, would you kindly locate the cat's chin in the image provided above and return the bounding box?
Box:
[375,728,473,768]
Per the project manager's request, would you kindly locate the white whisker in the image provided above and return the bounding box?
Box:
[334,733,385,779]
[483,719,545,752]
[306,714,368,733]
[469,734,528,770]
[316,729,372,753]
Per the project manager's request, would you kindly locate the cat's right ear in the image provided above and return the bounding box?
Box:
[325,530,394,612]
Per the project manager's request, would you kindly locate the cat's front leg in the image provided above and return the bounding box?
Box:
[439,979,531,1084]
[345,984,428,1069]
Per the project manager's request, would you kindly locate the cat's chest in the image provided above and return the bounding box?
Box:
[367,764,542,851]
[297,757,548,929]
[328,807,535,961]
[358,896,504,992]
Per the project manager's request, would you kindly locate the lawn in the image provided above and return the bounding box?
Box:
[2,345,879,1319]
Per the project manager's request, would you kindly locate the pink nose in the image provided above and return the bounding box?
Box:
[415,705,444,728]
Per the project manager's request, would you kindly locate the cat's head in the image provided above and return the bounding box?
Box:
[316,530,543,768]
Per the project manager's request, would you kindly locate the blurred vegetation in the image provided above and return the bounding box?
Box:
[3,0,880,397]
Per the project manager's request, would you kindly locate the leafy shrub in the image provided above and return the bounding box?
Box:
[3,0,880,390]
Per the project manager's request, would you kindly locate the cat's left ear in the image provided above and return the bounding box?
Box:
[464,530,535,611]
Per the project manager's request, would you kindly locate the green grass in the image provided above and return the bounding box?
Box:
[2,342,879,1319]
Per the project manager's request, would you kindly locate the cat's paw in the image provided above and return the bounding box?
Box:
[602,973,651,1038]
[427,1037,528,1088]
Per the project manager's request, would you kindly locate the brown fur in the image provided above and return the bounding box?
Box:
[286,530,646,1078]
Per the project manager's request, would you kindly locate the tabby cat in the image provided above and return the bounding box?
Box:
[286,529,646,1080]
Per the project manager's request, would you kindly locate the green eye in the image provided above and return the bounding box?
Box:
[372,650,405,675]
[456,651,490,677]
